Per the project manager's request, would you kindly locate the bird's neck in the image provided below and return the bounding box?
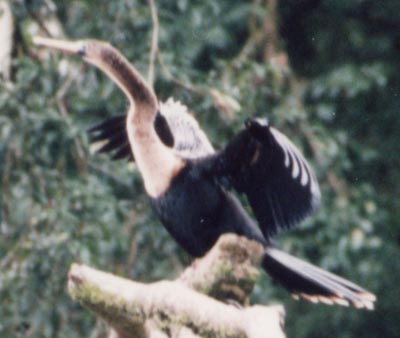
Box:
[126,107,184,198]
[91,45,157,111]
[92,45,184,197]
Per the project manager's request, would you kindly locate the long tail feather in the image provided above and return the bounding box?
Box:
[262,247,376,309]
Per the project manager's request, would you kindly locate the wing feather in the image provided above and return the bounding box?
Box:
[208,118,321,237]
[87,98,214,162]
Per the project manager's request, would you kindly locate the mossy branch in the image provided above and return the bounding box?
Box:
[178,234,264,305]
[68,234,286,338]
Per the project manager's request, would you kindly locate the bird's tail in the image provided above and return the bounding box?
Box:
[262,247,376,309]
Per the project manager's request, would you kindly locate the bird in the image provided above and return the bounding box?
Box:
[33,36,376,309]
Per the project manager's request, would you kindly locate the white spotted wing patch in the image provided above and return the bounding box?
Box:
[160,98,215,159]
[270,127,320,201]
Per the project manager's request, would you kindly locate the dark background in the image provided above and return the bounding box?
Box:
[0,1,399,337]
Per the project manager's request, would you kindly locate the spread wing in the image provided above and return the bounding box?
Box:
[89,107,320,238]
[205,118,321,238]
[87,98,214,161]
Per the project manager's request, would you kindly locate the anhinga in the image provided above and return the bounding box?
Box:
[34,36,376,309]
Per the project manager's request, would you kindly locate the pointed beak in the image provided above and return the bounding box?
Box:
[33,36,86,56]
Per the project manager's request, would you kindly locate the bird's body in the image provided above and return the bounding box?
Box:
[151,159,266,256]
[34,36,376,309]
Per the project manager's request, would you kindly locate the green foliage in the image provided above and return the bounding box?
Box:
[0,0,398,337]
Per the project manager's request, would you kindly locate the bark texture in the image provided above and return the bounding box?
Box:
[68,234,286,338]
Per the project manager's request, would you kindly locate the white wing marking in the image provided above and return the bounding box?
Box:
[270,127,317,191]
[272,129,290,168]
[159,98,215,159]
[299,157,309,186]
[290,150,300,179]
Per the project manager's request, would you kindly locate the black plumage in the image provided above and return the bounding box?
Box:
[89,113,320,238]
[34,36,376,309]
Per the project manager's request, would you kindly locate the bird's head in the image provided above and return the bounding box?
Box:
[33,36,157,108]
[33,37,113,69]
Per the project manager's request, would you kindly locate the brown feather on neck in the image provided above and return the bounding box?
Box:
[84,41,157,116]
[89,46,185,198]
[98,48,157,107]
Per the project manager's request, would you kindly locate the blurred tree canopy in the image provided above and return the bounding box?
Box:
[0,0,399,337]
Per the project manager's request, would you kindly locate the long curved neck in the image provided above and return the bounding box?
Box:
[90,45,157,118]
[33,37,183,197]
[91,44,184,197]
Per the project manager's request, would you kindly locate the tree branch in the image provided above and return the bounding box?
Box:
[68,234,285,338]
[179,234,264,305]
[0,0,13,81]
[147,0,159,87]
